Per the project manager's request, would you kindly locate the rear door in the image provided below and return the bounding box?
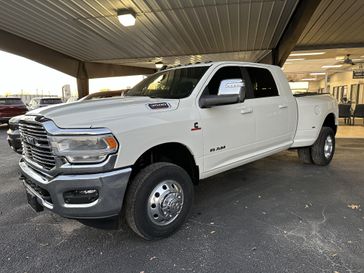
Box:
[245,67,292,150]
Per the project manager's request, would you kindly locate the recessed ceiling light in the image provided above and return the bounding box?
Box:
[290,52,326,57]
[302,78,317,81]
[117,9,136,27]
[321,65,343,68]
[310,72,326,76]
[286,58,305,61]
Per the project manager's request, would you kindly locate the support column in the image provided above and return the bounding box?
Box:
[258,0,323,66]
[77,62,89,99]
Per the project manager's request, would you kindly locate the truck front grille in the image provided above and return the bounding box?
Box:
[19,121,56,170]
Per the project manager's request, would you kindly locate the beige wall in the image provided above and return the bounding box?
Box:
[308,71,364,104]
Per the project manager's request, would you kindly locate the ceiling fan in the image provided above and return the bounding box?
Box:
[335,54,364,66]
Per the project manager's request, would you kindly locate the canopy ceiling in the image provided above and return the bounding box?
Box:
[0,0,299,66]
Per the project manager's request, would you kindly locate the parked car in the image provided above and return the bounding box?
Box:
[7,97,62,153]
[18,62,338,240]
[7,92,126,154]
[79,90,126,101]
[0,97,27,124]
[27,97,63,110]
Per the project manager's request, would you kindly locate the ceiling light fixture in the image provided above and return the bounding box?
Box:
[286,58,305,61]
[310,72,326,76]
[321,65,343,68]
[289,52,326,57]
[301,78,317,81]
[155,61,164,69]
[117,9,136,27]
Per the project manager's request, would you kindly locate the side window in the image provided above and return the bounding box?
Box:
[203,66,244,96]
[246,67,279,98]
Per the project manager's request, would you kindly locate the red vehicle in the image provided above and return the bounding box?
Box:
[0,97,27,124]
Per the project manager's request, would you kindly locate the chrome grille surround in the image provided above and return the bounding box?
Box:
[19,118,56,171]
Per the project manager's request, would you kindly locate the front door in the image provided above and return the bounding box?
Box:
[197,65,256,175]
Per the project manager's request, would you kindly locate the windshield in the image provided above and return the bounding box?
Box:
[126,66,209,99]
[0,98,24,105]
[41,99,62,104]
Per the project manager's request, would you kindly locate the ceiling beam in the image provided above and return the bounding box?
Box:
[259,0,323,66]
[0,29,80,77]
[0,29,155,79]
[295,43,364,51]
[85,62,155,79]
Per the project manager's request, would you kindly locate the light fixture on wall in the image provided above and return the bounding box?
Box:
[290,52,326,57]
[286,58,305,62]
[321,65,343,68]
[155,61,164,69]
[310,72,326,76]
[117,9,136,27]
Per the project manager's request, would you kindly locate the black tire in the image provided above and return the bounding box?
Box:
[297,147,312,164]
[125,162,194,240]
[311,127,335,166]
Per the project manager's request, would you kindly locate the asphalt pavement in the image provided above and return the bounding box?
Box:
[0,124,363,273]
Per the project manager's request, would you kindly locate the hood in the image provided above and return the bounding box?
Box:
[27,96,180,128]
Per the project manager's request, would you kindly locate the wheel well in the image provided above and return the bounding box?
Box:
[131,143,199,184]
[323,113,337,135]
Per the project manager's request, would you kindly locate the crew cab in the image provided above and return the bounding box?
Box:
[18,62,338,240]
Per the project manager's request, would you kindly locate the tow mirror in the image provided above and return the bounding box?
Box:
[199,94,240,108]
[200,79,246,108]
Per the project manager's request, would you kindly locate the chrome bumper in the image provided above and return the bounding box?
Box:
[19,159,132,219]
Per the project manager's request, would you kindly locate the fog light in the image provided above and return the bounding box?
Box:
[63,189,99,204]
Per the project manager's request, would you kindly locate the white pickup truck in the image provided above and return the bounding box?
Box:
[19,62,338,240]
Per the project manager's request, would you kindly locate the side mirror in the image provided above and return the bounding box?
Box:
[218,78,246,101]
[199,78,246,108]
[199,94,240,108]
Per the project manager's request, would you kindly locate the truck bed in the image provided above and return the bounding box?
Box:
[292,94,338,148]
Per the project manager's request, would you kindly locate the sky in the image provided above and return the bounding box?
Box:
[0,50,144,97]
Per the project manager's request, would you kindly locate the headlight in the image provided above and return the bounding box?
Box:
[49,134,118,163]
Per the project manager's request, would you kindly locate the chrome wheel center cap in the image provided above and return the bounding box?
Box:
[324,135,333,159]
[162,193,182,216]
[147,180,184,226]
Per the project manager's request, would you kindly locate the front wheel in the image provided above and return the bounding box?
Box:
[310,127,335,166]
[124,162,194,240]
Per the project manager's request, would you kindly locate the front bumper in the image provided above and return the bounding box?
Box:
[19,159,132,219]
[7,128,22,153]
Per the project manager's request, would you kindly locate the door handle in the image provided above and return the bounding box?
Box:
[278,105,288,109]
[240,107,253,114]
